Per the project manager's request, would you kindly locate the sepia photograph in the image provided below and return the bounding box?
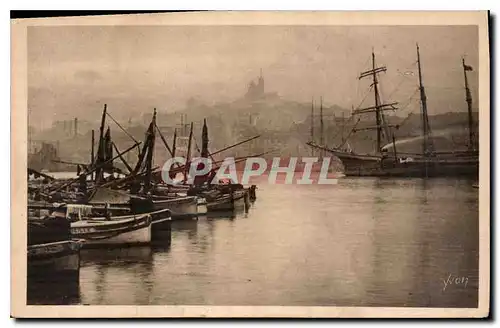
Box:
[10,11,490,318]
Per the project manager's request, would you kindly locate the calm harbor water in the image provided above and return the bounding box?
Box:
[28,177,479,307]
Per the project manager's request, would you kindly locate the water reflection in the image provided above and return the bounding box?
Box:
[152,228,172,249]
[80,247,154,305]
[152,221,172,248]
[26,178,479,307]
[364,178,479,307]
[27,275,80,305]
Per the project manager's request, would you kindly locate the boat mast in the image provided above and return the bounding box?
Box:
[183,122,194,183]
[132,113,155,176]
[416,44,433,156]
[320,96,324,158]
[172,128,177,158]
[371,51,382,151]
[95,104,107,182]
[462,58,475,151]
[341,111,345,146]
[180,114,184,137]
[90,129,95,180]
[143,108,157,192]
[310,97,315,156]
[201,118,209,158]
[353,50,398,153]
[103,126,113,171]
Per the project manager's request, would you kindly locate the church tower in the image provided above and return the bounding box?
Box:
[257,68,265,95]
[245,69,265,100]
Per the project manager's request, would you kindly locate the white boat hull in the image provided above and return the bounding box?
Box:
[71,214,152,247]
[80,224,151,247]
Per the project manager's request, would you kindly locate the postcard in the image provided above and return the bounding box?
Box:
[11,11,490,318]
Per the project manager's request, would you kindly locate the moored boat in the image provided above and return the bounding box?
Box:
[27,207,84,279]
[27,239,84,279]
[151,195,198,219]
[149,208,172,229]
[70,213,152,247]
[307,45,479,178]
[206,189,248,212]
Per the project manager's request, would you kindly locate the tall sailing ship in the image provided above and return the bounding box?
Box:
[307,45,479,177]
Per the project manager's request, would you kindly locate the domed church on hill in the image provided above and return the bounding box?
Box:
[245,69,266,101]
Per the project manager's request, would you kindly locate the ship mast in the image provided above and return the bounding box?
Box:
[95,104,107,183]
[462,58,475,151]
[372,52,382,151]
[353,50,398,153]
[416,44,434,156]
[143,108,156,193]
[320,96,324,159]
[310,97,315,156]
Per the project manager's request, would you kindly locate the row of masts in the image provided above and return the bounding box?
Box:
[310,97,350,157]
[56,106,263,197]
[309,96,325,157]
[309,44,477,156]
[417,44,476,154]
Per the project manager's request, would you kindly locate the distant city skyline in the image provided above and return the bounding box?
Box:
[28,25,478,127]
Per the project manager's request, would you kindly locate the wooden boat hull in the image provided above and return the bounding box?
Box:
[151,196,198,219]
[149,208,172,230]
[27,240,83,278]
[328,149,479,177]
[207,190,247,212]
[71,214,152,247]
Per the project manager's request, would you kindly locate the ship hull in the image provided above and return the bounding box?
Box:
[151,196,198,219]
[27,240,83,279]
[70,214,152,247]
[206,190,248,212]
[329,150,478,178]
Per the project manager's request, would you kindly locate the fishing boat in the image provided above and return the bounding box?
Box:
[205,189,249,212]
[150,195,198,219]
[307,45,478,177]
[70,202,170,227]
[70,213,152,247]
[62,105,260,219]
[27,239,84,279]
[148,208,172,227]
[27,210,84,279]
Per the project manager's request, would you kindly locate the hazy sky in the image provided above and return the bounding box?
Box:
[28,25,478,125]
